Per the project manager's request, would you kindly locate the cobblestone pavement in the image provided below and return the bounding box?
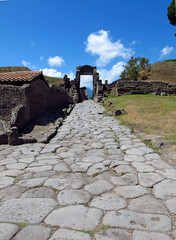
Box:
[0,100,176,240]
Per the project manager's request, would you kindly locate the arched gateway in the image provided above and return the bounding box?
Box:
[63,65,108,103]
[76,65,104,100]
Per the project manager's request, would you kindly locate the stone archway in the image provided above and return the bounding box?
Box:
[75,65,101,100]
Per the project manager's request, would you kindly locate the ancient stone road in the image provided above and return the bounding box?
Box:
[0,100,176,240]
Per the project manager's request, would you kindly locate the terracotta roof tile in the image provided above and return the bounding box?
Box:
[0,71,43,82]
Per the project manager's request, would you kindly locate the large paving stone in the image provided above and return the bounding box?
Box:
[13,225,52,240]
[0,223,18,240]
[94,229,130,240]
[153,179,176,200]
[115,164,137,175]
[132,230,172,240]
[49,229,92,240]
[0,198,57,223]
[44,178,85,190]
[0,185,25,201]
[82,156,104,163]
[54,163,71,173]
[131,162,155,172]
[103,210,171,232]
[165,197,176,214]
[21,187,55,199]
[128,195,168,214]
[138,173,165,187]
[110,173,138,186]
[26,165,53,173]
[114,185,149,198]
[17,178,47,188]
[84,180,114,195]
[0,177,15,189]
[156,168,176,180]
[71,162,92,172]
[58,190,91,205]
[87,163,109,176]
[45,205,103,230]
[0,170,24,177]
[124,155,146,162]
[6,163,28,170]
[126,148,144,155]
[90,192,126,210]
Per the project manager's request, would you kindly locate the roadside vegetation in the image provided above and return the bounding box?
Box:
[104,94,176,145]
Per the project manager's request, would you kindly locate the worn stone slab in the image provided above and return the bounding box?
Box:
[84,180,114,195]
[138,173,165,187]
[49,229,92,240]
[126,148,144,155]
[82,156,104,163]
[124,154,146,162]
[6,163,28,170]
[21,187,55,199]
[115,165,137,175]
[0,177,15,189]
[103,210,171,232]
[13,225,52,240]
[165,197,176,214]
[26,165,53,173]
[156,168,176,180]
[87,163,109,176]
[44,178,85,190]
[29,159,61,167]
[131,162,155,172]
[71,162,92,172]
[90,192,126,211]
[0,170,24,177]
[45,205,103,230]
[0,185,25,201]
[17,178,47,188]
[58,190,91,205]
[132,230,172,240]
[0,223,18,240]
[110,173,138,186]
[128,195,168,214]
[0,198,57,223]
[54,163,71,173]
[95,229,130,240]
[144,153,161,161]
[0,158,17,165]
[153,179,176,200]
[114,185,149,198]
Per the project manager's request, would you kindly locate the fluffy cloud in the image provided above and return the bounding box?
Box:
[160,46,174,58]
[22,60,31,67]
[48,56,64,67]
[41,68,74,80]
[98,61,125,83]
[80,76,93,89]
[85,30,133,67]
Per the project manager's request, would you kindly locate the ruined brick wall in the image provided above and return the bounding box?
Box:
[116,80,176,96]
[0,78,73,130]
[0,85,26,121]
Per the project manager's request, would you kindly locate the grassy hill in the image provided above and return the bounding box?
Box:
[0,66,64,85]
[147,60,176,85]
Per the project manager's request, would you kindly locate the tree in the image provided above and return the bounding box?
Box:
[167,0,176,26]
[120,57,150,81]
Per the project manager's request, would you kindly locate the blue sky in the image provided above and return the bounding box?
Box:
[0,0,175,88]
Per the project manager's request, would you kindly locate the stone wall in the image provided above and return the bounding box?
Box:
[116,80,176,96]
[0,78,73,144]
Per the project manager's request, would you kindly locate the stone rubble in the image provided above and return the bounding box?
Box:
[0,100,175,240]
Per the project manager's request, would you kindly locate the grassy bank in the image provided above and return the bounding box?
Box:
[104,94,176,144]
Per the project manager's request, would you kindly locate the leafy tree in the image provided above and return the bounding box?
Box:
[167,0,176,26]
[120,57,150,81]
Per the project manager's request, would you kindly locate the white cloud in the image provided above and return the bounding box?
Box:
[41,68,63,78]
[80,76,93,89]
[22,60,31,67]
[40,56,44,61]
[41,68,75,80]
[48,56,64,67]
[85,30,133,67]
[160,46,174,59]
[98,61,125,83]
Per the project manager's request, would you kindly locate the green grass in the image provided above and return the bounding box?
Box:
[18,222,28,228]
[104,94,176,145]
[44,76,64,86]
[164,59,176,62]
[0,66,30,72]
[82,224,111,237]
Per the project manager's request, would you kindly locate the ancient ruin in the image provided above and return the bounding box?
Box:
[0,71,73,144]
[62,65,107,102]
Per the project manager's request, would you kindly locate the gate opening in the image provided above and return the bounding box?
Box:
[80,75,93,99]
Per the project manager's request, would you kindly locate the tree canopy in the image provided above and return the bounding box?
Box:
[120,57,150,81]
[167,0,176,26]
